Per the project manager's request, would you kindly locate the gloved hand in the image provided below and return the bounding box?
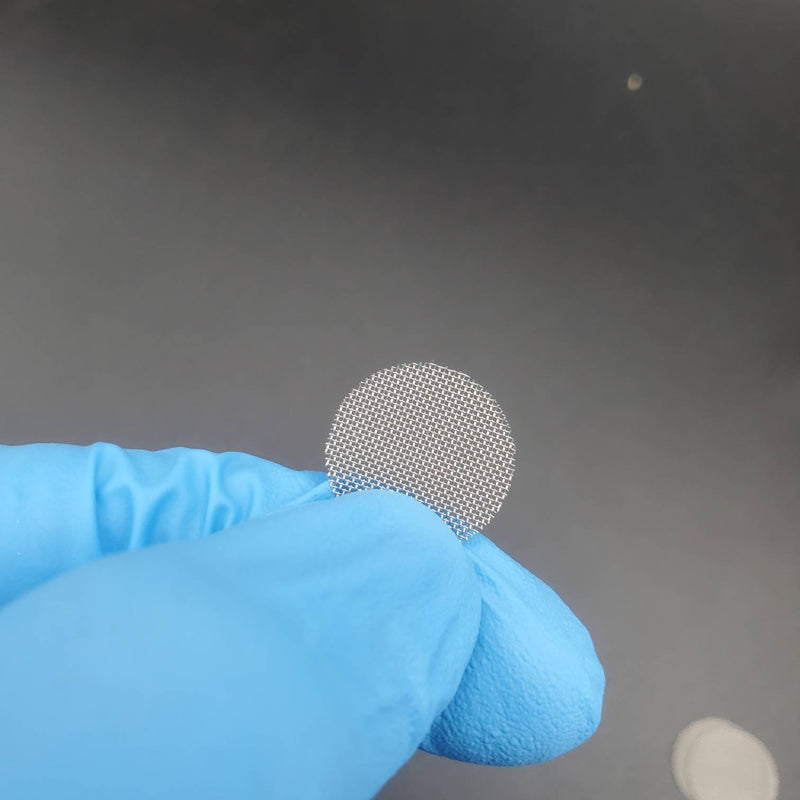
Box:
[0,443,604,800]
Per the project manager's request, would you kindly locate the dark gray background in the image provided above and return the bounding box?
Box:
[1,1,799,798]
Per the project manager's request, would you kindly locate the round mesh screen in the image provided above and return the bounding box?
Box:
[325,362,515,540]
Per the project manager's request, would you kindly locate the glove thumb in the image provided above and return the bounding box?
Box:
[0,490,481,800]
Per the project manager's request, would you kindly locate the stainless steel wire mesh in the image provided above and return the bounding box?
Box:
[325,362,515,540]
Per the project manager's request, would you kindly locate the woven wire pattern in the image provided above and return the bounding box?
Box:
[325,362,515,540]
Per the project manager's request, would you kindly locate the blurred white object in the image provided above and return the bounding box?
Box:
[673,718,779,800]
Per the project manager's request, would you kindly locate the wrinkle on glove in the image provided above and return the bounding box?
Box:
[0,442,326,607]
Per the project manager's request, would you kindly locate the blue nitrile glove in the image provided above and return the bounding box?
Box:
[0,443,604,800]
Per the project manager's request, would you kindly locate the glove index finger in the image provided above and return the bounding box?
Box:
[0,442,329,606]
[422,532,605,766]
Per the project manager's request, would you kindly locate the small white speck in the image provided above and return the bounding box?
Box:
[627,73,643,91]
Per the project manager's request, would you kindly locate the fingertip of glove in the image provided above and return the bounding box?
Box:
[305,489,483,725]
[422,534,605,766]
